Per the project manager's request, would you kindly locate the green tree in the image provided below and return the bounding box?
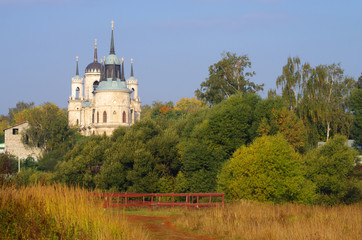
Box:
[23,103,74,152]
[8,101,34,124]
[195,52,263,105]
[218,134,316,204]
[276,57,311,110]
[305,135,360,205]
[0,115,9,143]
[299,64,355,143]
[179,93,263,192]
[350,73,362,148]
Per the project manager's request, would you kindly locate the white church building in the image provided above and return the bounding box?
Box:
[68,22,141,136]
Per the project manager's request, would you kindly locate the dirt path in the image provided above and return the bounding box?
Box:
[126,215,215,240]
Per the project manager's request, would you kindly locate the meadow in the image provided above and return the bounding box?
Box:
[1,183,361,240]
[171,201,362,240]
[0,183,149,240]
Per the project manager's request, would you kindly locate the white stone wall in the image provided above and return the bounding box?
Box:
[4,122,42,159]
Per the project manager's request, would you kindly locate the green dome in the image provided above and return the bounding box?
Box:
[105,54,120,65]
[96,79,131,92]
[73,75,82,81]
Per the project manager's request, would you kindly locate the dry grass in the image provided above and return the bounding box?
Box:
[0,184,150,240]
[172,200,362,240]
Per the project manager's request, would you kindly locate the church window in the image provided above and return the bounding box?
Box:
[92,109,95,123]
[76,87,80,99]
[113,111,116,115]
[122,111,126,123]
[93,81,99,91]
[76,119,79,125]
[97,112,99,123]
[13,128,19,135]
[103,111,107,123]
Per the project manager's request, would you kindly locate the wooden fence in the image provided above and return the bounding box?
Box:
[92,193,224,209]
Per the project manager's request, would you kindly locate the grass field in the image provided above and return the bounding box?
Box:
[171,201,362,240]
[1,184,361,240]
[0,184,150,240]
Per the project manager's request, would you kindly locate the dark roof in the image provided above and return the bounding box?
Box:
[85,62,102,73]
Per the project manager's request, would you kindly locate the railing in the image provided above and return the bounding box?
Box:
[92,193,224,209]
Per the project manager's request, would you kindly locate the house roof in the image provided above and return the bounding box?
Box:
[2,121,28,131]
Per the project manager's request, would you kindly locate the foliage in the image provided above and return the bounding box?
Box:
[276,56,309,110]
[179,93,266,192]
[350,74,362,148]
[0,153,17,175]
[218,134,316,204]
[305,135,361,205]
[8,101,34,124]
[195,52,263,105]
[277,58,356,145]
[22,103,75,152]
[55,135,110,188]
[257,107,308,153]
[0,115,9,143]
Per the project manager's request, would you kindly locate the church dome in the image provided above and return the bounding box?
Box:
[85,61,101,73]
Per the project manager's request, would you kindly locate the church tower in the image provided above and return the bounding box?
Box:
[68,57,83,126]
[84,39,101,100]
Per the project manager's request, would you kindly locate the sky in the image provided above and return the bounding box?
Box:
[0,0,361,115]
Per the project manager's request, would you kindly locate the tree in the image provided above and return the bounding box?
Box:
[8,101,34,124]
[276,57,311,110]
[218,134,316,204]
[305,135,360,205]
[0,115,9,143]
[195,52,263,105]
[350,73,362,148]
[257,107,308,153]
[0,153,17,175]
[299,63,355,143]
[22,103,74,152]
[179,93,263,192]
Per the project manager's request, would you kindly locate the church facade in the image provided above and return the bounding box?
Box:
[68,23,141,136]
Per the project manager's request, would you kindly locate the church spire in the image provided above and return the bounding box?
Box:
[110,20,115,55]
[121,57,125,81]
[76,56,79,76]
[94,39,98,62]
[130,58,134,77]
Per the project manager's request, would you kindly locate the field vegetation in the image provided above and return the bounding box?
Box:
[0,183,149,240]
[171,201,362,240]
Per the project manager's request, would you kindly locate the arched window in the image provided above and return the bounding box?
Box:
[122,111,126,123]
[76,119,79,126]
[130,88,135,99]
[97,112,99,123]
[103,111,107,123]
[93,81,99,91]
[76,87,80,99]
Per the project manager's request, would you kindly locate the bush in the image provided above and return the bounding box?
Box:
[305,135,361,205]
[218,134,316,204]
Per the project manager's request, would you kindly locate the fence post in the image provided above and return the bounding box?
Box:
[150,194,153,210]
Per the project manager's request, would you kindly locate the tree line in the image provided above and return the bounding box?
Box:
[1,52,361,205]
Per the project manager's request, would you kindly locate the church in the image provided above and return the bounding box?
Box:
[68,22,141,136]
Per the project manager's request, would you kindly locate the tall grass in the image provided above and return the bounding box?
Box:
[0,184,150,240]
[173,200,362,240]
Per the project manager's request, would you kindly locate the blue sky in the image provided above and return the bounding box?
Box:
[0,0,361,115]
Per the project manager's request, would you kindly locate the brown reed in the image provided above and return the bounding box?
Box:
[172,200,362,240]
[0,184,150,240]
